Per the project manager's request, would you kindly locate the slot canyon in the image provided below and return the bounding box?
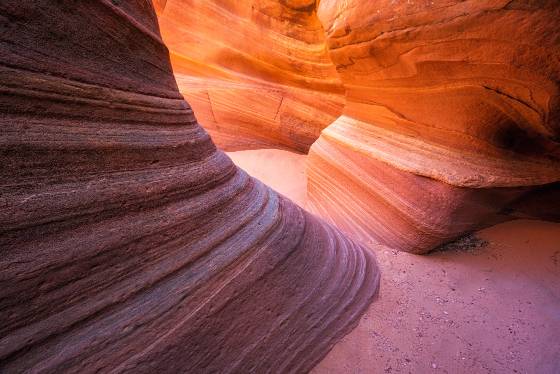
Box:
[1,0,559,373]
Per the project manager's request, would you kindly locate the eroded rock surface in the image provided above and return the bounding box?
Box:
[155,0,345,152]
[307,0,560,253]
[0,1,379,372]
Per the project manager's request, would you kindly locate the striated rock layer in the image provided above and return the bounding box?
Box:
[0,1,379,372]
[155,0,345,153]
[307,0,560,253]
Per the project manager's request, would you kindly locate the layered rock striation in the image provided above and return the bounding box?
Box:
[307,0,560,253]
[0,1,379,372]
[155,0,345,152]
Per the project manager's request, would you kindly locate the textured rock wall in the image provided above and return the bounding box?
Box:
[0,1,379,372]
[156,0,345,152]
[307,0,560,253]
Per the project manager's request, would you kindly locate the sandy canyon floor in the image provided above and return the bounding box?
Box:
[228,149,560,374]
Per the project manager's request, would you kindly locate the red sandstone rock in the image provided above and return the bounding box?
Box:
[155,0,345,153]
[154,0,560,254]
[0,1,379,372]
[307,0,560,253]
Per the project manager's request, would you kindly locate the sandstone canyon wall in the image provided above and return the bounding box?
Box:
[307,0,560,253]
[155,0,345,152]
[153,0,560,254]
[0,1,379,372]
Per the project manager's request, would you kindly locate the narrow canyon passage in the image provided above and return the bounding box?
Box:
[226,149,560,373]
[2,1,560,373]
[156,0,560,254]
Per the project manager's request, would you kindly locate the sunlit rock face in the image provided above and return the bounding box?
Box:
[305,0,560,253]
[0,1,379,372]
[155,0,345,153]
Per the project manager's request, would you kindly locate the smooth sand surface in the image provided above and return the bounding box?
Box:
[227,149,307,207]
[229,148,560,374]
[313,220,560,374]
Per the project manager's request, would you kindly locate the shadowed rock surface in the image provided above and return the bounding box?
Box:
[0,1,379,372]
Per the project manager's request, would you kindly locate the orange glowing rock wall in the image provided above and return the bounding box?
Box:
[156,0,345,152]
[307,0,560,253]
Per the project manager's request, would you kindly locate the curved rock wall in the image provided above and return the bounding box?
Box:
[0,1,379,372]
[156,0,345,152]
[307,0,560,253]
